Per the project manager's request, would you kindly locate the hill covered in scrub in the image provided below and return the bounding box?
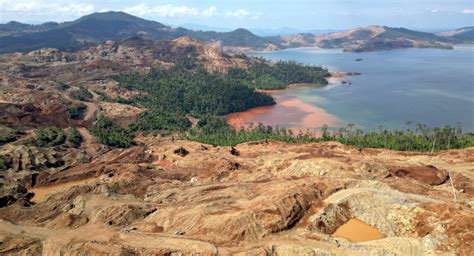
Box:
[436,26,474,42]
[1,11,471,54]
[0,31,473,255]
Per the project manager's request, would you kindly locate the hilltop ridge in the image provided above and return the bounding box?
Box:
[272,25,455,52]
[0,12,471,54]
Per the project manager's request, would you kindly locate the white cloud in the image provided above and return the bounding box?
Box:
[462,9,474,14]
[225,9,250,17]
[124,4,199,17]
[431,9,439,13]
[57,4,95,15]
[202,6,218,17]
[0,0,95,17]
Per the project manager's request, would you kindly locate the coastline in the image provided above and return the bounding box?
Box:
[227,71,355,132]
[256,71,354,94]
[226,93,340,135]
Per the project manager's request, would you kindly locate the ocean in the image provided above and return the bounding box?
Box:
[246,46,474,132]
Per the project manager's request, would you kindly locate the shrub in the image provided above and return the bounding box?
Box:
[57,81,70,90]
[0,155,11,171]
[35,127,66,147]
[67,127,83,148]
[0,127,21,145]
[66,103,87,120]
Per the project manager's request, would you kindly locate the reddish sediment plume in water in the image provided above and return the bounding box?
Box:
[226,94,339,135]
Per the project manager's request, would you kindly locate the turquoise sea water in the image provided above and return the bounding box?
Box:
[251,46,474,132]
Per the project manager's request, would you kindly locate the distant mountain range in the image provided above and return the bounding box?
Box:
[177,24,343,36]
[0,12,275,53]
[436,27,474,41]
[0,11,473,54]
[270,26,474,52]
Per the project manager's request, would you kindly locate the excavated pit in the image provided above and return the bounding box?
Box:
[332,218,385,242]
[306,181,451,254]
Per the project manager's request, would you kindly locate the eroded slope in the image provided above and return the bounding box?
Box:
[1,139,473,255]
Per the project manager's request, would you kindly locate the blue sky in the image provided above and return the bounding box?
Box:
[1,0,473,30]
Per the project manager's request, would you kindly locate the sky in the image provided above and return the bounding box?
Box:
[1,0,473,30]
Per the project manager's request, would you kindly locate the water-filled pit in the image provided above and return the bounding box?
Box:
[333,218,385,242]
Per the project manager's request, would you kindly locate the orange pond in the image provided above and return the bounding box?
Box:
[29,178,97,203]
[333,218,386,243]
[226,92,339,135]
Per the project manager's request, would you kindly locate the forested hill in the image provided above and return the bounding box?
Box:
[1,11,471,54]
[0,11,277,53]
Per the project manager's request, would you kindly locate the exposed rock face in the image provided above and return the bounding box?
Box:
[0,140,472,255]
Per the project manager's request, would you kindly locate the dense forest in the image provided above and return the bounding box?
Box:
[91,117,134,148]
[227,59,330,89]
[115,66,275,117]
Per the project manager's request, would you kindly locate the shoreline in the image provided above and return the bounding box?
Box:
[226,94,340,134]
[256,71,356,94]
[228,71,355,132]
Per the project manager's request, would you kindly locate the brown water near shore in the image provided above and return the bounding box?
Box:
[226,92,339,134]
[333,218,385,242]
[29,178,97,203]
